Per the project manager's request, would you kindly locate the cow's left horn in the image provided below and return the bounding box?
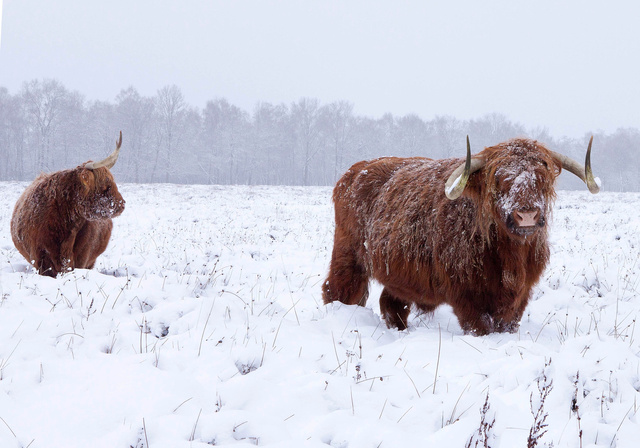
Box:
[86,131,122,170]
[445,136,486,200]
[550,136,600,194]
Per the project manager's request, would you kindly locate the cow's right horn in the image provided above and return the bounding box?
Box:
[86,131,122,170]
[445,136,486,200]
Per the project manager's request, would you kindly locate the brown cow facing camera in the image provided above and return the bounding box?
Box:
[11,132,126,277]
[323,136,600,335]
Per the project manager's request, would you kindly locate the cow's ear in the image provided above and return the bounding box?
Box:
[551,158,562,177]
[462,169,484,199]
[79,169,95,192]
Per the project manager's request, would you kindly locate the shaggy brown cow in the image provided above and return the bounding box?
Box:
[323,137,599,335]
[11,132,125,277]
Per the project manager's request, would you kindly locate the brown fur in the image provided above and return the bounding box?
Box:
[11,163,125,277]
[323,138,562,335]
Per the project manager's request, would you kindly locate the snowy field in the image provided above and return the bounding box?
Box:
[0,182,639,448]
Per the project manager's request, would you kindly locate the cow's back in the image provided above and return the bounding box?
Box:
[333,157,430,229]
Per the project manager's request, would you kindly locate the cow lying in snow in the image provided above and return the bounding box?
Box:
[11,132,126,277]
[323,136,599,335]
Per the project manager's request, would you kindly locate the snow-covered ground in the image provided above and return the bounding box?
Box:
[0,182,639,448]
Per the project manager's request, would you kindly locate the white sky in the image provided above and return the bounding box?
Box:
[0,0,4,49]
[1,0,639,138]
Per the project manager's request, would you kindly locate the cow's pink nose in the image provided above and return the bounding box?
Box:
[514,209,539,227]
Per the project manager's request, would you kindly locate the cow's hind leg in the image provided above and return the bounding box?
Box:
[380,287,410,330]
[323,243,369,307]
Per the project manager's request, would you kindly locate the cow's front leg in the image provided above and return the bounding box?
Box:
[450,290,497,335]
[491,291,530,333]
[59,228,80,274]
[35,250,58,277]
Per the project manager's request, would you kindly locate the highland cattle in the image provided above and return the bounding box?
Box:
[11,132,125,277]
[323,136,599,335]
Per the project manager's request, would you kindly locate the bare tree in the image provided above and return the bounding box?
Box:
[57,90,86,167]
[155,85,186,183]
[431,115,464,158]
[21,79,69,172]
[319,101,354,183]
[291,98,322,185]
[0,88,16,178]
[0,78,636,191]
[115,87,155,182]
[202,98,250,184]
[251,101,292,185]
[395,113,430,157]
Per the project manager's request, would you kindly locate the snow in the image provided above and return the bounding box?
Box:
[0,182,639,447]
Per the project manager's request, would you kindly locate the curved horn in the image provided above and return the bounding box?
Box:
[85,131,122,170]
[445,136,486,200]
[550,136,600,194]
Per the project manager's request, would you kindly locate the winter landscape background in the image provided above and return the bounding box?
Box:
[0,182,639,447]
[0,79,639,192]
[2,1,640,446]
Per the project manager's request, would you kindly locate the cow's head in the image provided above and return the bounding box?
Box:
[77,131,126,220]
[445,136,599,240]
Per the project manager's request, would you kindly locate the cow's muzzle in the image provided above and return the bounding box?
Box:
[508,208,545,236]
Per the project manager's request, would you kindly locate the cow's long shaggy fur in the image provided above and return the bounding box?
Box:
[11,163,125,277]
[323,138,562,335]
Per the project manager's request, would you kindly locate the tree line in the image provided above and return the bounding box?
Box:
[0,79,637,191]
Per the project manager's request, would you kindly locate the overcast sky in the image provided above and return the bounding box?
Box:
[1,0,639,138]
